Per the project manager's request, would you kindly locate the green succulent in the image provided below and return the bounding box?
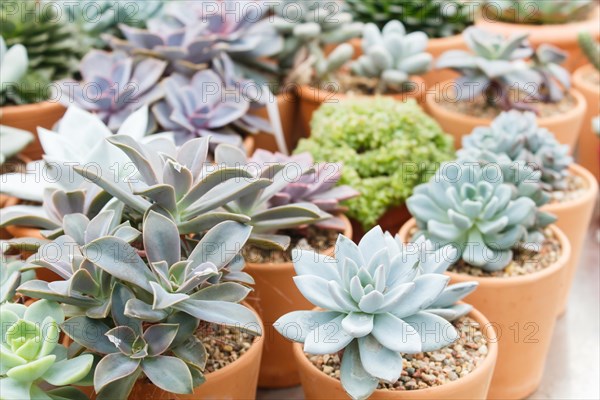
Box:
[0,300,94,400]
[345,0,475,38]
[0,249,35,304]
[0,125,33,165]
[407,160,540,271]
[295,98,454,229]
[1,1,82,103]
[484,0,595,24]
[578,31,600,71]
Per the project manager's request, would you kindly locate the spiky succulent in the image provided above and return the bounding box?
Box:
[406,160,540,271]
[43,0,165,50]
[350,21,432,94]
[0,125,33,165]
[578,31,600,71]
[214,144,331,249]
[275,226,476,400]
[58,50,166,132]
[436,27,569,110]
[0,248,34,303]
[106,0,282,78]
[0,300,94,400]
[1,2,81,89]
[152,68,269,146]
[459,111,573,191]
[269,0,363,74]
[484,0,595,24]
[250,149,359,230]
[345,0,474,38]
[0,36,29,105]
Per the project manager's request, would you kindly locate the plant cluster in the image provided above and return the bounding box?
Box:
[276,226,477,399]
[296,97,454,228]
[436,27,570,110]
[345,0,475,38]
[483,0,595,24]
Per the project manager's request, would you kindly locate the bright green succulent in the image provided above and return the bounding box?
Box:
[578,31,600,71]
[484,0,595,24]
[0,300,94,400]
[345,0,475,38]
[0,248,35,304]
[0,125,33,165]
[296,97,454,229]
[407,160,540,271]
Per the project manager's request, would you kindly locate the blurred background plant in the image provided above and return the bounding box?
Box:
[483,0,595,24]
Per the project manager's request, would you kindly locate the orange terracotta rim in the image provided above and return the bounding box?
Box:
[572,64,600,94]
[543,163,599,214]
[292,306,498,397]
[0,100,65,115]
[399,219,571,288]
[425,80,586,127]
[245,214,352,273]
[426,34,465,52]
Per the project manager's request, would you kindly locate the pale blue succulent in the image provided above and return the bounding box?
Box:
[0,36,28,105]
[407,160,538,271]
[275,226,476,400]
[0,248,35,304]
[0,125,33,165]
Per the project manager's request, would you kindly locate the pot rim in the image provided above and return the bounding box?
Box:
[572,64,600,94]
[0,100,65,113]
[244,214,352,272]
[291,306,498,397]
[425,80,586,127]
[543,163,599,213]
[399,218,571,287]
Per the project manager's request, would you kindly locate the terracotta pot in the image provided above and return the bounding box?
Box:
[292,307,498,400]
[350,203,412,242]
[476,6,600,72]
[425,81,587,150]
[297,77,425,139]
[398,219,571,400]
[0,101,66,160]
[542,164,599,316]
[244,215,352,388]
[249,90,300,153]
[572,64,600,180]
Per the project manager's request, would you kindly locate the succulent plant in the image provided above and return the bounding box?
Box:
[58,50,166,132]
[436,27,569,110]
[484,0,595,24]
[345,0,475,38]
[350,21,432,94]
[459,111,573,191]
[406,160,542,271]
[250,149,359,230]
[214,144,331,249]
[0,36,29,105]
[43,0,165,50]
[152,68,269,146]
[269,0,363,74]
[1,2,82,86]
[0,125,33,165]
[0,249,35,304]
[275,225,474,399]
[578,31,600,71]
[0,106,151,203]
[296,97,454,229]
[287,41,354,88]
[0,300,94,400]
[106,0,282,78]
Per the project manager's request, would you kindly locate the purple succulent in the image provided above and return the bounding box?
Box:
[106,0,282,75]
[250,149,360,230]
[58,50,166,131]
[152,68,268,146]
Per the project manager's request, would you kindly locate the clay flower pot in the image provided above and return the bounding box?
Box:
[350,35,467,89]
[425,81,587,150]
[475,6,600,72]
[0,101,66,160]
[398,219,571,400]
[542,164,599,315]
[297,77,425,139]
[244,215,352,388]
[248,90,300,153]
[350,203,412,242]
[572,64,600,180]
[292,307,498,400]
